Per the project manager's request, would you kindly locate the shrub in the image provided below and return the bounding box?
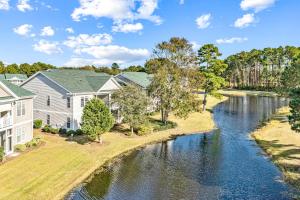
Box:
[15,144,27,152]
[67,130,76,136]
[42,125,52,133]
[0,147,4,162]
[151,120,177,132]
[25,137,41,148]
[137,124,153,136]
[50,127,59,134]
[59,128,67,135]
[33,119,43,129]
[76,129,84,135]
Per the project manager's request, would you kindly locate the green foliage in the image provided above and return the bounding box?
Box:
[289,88,300,132]
[112,85,149,134]
[0,147,4,162]
[76,129,84,135]
[25,137,42,148]
[67,130,76,136]
[150,120,178,132]
[33,119,43,129]
[137,123,153,136]
[123,65,145,72]
[15,144,27,152]
[198,44,228,111]
[42,125,52,133]
[6,63,20,74]
[59,128,67,135]
[281,55,300,93]
[149,37,200,123]
[50,128,59,134]
[81,98,114,142]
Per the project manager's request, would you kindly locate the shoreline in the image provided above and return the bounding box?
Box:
[0,95,227,200]
[219,89,278,97]
[251,107,300,191]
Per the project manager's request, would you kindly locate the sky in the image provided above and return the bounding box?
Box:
[0,0,299,68]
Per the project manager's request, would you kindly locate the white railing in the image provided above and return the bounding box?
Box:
[0,117,12,129]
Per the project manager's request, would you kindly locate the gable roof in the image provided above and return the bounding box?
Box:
[0,80,34,98]
[5,74,27,80]
[116,72,152,88]
[23,69,120,94]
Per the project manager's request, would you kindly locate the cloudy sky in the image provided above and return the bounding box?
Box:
[0,0,299,67]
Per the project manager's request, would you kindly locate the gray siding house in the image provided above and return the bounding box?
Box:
[21,69,121,130]
[115,72,152,90]
[0,80,34,155]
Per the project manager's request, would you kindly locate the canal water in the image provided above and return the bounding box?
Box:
[68,96,297,200]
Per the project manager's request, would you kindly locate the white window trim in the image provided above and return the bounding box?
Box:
[16,101,26,117]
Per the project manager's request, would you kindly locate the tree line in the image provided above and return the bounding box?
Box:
[224,46,300,90]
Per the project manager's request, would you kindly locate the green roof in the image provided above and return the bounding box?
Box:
[41,69,112,93]
[5,74,27,80]
[0,96,15,101]
[117,72,152,88]
[0,74,5,80]
[1,80,34,98]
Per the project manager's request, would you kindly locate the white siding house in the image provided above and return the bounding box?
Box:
[0,80,34,156]
[21,69,121,130]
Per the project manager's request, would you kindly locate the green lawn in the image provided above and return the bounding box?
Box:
[0,95,226,200]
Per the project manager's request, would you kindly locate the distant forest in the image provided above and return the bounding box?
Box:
[1,45,299,92]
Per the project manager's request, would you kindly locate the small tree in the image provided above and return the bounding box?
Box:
[81,98,114,143]
[289,88,300,132]
[112,85,149,135]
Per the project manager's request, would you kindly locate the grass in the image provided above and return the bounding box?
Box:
[220,89,278,97]
[252,107,300,190]
[0,95,226,200]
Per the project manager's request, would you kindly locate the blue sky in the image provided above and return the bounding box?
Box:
[0,0,299,68]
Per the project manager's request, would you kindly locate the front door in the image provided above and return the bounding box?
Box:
[7,129,12,153]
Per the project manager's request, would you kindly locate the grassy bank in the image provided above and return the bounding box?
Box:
[252,107,300,189]
[220,89,278,97]
[0,95,226,200]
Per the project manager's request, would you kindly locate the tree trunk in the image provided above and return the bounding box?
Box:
[130,126,134,135]
[202,91,207,112]
[97,134,103,144]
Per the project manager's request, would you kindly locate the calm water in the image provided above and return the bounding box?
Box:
[68,96,297,200]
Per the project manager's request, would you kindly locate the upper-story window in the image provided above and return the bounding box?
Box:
[85,97,89,105]
[47,96,51,106]
[67,97,71,108]
[81,96,90,108]
[17,101,25,117]
[81,97,84,107]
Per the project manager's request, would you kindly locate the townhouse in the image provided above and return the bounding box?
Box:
[0,80,34,155]
[21,69,121,130]
[0,74,28,86]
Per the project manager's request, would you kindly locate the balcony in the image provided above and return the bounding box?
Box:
[0,116,12,129]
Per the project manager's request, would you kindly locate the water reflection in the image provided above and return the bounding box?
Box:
[69,96,295,200]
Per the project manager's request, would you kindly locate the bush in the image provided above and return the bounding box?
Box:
[76,129,84,135]
[25,137,41,148]
[42,125,52,133]
[0,147,4,162]
[59,128,67,135]
[67,130,76,136]
[14,144,26,152]
[50,127,59,134]
[137,124,153,136]
[151,120,177,132]
[33,119,43,129]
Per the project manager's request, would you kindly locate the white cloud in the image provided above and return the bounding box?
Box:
[64,45,150,67]
[0,0,9,10]
[234,13,255,28]
[112,22,143,33]
[71,0,161,25]
[191,41,201,51]
[216,37,248,44]
[196,14,211,29]
[241,0,275,12]
[33,40,62,55]
[13,24,34,36]
[65,27,74,34]
[179,0,184,5]
[17,0,33,12]
[64,33,113,48]
[41,26,55,36]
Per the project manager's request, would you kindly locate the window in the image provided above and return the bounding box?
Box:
[47,115,50,125]
[16,128,21,143]
[17,102,21,116]
[67,117,71,129]
[67,97,71,108]
[85,97,89,105]
[47,96,50,106]
[22,102,25,116]
[17,101,26,117]
[81,97,84,107]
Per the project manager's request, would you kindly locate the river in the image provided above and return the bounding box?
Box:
[68,95,297,200]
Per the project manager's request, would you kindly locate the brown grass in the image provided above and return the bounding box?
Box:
[252,107,300,189]
[0,95,226,200]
